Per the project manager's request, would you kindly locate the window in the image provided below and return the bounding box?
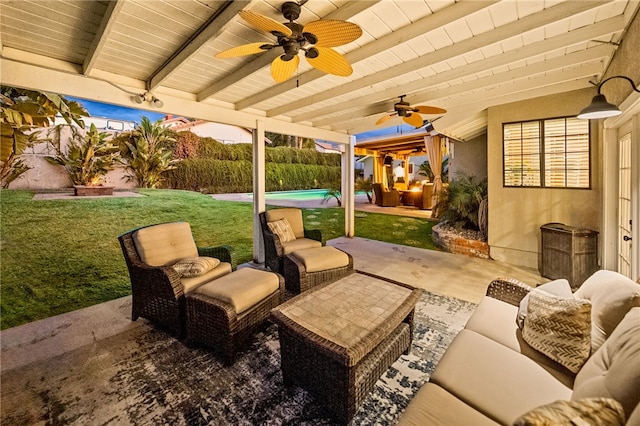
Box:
[503,117,590,188]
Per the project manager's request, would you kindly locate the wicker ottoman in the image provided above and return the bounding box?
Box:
[283,246,354,294]
[185,267,284,364]
[271,272,421,424]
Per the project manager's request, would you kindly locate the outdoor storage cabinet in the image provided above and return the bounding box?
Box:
[540,223,598,289]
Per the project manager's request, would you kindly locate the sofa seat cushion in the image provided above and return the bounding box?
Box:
[181,262,232,294]
[266,208,305,239]
[572,308,640,420]
[281,237,322,255]
[430,329,572,425]
[396,383,499,426]
[573,270,640,353]
[192,267,280,314]
[133,222,198,266]
[291,246,350,273]
[464,296,575,387]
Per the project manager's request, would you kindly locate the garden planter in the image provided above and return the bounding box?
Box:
[432,222,490,259]
[74,185,114,196]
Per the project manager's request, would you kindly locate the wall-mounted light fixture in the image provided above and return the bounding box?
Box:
[133,91,164,108]
[577,76,639,119]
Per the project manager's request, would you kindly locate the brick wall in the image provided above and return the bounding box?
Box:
[432,223,490,259]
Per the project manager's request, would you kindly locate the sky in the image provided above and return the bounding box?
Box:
[67,96,411,140]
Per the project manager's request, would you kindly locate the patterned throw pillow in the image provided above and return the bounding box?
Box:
[517,279,572,329]
[513,397,625,426]
[522,289,591,373]
[172,256,220,278]
[267,218,296,243]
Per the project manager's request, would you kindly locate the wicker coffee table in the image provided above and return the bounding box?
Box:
[271,271,421,424]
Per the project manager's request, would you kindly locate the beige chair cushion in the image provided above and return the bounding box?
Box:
[133,222,198,266]
[267,218,296,243]
[292,246,349,273]
[192,268,279,314]
[281,237,322,255]
[396,383,499,426]
[266,208,305,239]
[572,308,640,420]
[181,262,232,294]
[513,398,625,426]
[464,296,575,388]
[430,329,572,425]
[522,289,592,374]
[574,270,640,353]
[172,256,220,277]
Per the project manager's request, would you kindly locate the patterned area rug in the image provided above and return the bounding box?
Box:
[1,289,476,425]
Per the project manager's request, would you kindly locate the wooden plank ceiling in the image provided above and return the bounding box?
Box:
[1,0,637,143]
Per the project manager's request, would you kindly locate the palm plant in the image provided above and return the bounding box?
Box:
[117,117,178,188]
[45,123,121,186]
[322,181,342,206]
[0,88,86,187]
[439,172,488,232]
[417,156,449,183]
[355,176,373,203]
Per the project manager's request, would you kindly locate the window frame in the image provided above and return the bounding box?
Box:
[502,116,591,189]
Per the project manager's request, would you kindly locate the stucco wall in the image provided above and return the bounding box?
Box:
[449,133,487,181]
[8,126,136,191]
[487,88,602,270]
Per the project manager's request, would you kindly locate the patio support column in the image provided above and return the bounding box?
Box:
[343,135,356,237]
[252,120,266,264]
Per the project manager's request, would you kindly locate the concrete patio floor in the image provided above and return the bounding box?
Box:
[0,237,545,374]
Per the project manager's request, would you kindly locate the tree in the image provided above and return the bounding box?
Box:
[0,87,87,187]
[116,116,178,188]
[355,176,373,203]
[45,123,122,186]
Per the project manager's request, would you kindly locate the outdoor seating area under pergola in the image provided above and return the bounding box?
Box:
[2,1,640,424]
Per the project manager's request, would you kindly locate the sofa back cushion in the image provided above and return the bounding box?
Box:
[133,222,198,266]
[266,208,304,239]
[572,307,640,420]
[574,270,640,352]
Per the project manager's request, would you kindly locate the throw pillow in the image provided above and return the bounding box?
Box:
[513,398,625,426]
[172,256,220,278]
[267,218,296,243]
[517,279,572,329]
[522,289,591,373]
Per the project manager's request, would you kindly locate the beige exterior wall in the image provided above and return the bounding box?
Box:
[487,88,602,270]
[449,133,488,181]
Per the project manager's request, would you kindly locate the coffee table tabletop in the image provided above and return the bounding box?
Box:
[272,271,421,367]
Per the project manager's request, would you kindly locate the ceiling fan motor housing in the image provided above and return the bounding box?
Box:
[282,2,301,21]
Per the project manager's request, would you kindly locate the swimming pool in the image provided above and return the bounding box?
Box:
[250,189,365,201]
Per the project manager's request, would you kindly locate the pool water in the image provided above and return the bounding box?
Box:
[251,189,364,201]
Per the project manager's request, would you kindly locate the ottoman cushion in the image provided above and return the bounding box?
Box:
[193,268,280,314]
[292,246,350,273]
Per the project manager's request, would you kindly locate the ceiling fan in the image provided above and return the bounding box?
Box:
[215,1,362,82]
[375,96,447,128]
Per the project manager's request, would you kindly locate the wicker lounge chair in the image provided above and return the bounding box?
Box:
[118,222,236,336]
[259,208,322,273]
[372,183,400,207]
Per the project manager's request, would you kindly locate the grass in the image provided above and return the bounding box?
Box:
[0,189,436,329]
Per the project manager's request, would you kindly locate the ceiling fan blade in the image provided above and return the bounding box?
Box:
[215,42,272,58]
[303,20,363,47]
[306,47,352,77]
[403,112,424,128]
[239,10,292,37]
[376,114,395,125]
[413,105,448,114]
[271,55,300,82]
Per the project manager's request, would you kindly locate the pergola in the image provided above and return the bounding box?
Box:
[1,0,637,264]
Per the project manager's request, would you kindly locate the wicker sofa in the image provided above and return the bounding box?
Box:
[397,270,640,425]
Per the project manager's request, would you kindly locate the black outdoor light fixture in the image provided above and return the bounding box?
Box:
[133,91,164,108]
[577,75,640,119]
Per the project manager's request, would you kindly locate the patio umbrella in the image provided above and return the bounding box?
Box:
[424,135,443,217]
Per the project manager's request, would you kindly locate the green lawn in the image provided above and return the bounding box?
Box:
[0,189,436,329]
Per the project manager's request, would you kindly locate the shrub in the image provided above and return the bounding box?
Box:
[439,172,487,231]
